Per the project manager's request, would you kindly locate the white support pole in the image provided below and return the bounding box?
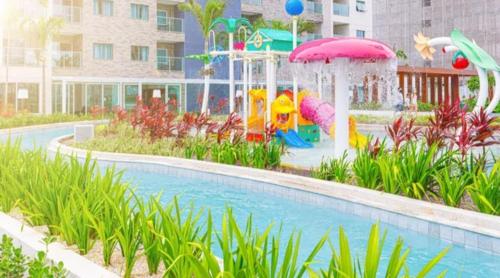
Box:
[229,32,235,113]
[292,16,299,131]
[486,71,500,114]
[318,72,323,100]
[138,83,143,100]
[248,60,253,117]
[334,65,349,158]
[118,82,123,107]
[474,66,489,112]
[62,80,67,113]
[266,47,272,124]
[249,61,253,90]
[243,59,249,134]
[45,0,54,114]
[164,84,169,107]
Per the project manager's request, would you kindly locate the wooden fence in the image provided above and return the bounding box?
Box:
[397,66,476,105]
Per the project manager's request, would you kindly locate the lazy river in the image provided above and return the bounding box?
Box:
[1,125,499,277]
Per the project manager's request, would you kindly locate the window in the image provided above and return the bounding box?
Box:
[93,44,113,60]
[422,19,432,27]
[124,85,139,110]
[356,30,365,38]
[131,4,149,20]
[131,46,149,61]
[356,0,366,12]
[423,0,431,7]
[94,0,113,16]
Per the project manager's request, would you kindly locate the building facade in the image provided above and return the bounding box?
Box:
[0,0,372,115]
[373,0,500,69]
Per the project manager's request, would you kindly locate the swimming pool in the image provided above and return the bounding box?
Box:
[2,125,500,277]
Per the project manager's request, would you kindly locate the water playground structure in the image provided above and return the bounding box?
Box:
[414,29,500,113]
[205,13,400,157]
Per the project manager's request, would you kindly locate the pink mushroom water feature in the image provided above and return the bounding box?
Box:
[289,37,397,157]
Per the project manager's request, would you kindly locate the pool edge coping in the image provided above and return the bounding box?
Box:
[49,134,500,243]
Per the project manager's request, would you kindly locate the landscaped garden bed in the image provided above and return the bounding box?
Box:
[71,98,500,216]
[0,139,450,277]
[0,112,107,130]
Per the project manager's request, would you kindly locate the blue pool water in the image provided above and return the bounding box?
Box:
[2,126,500,277]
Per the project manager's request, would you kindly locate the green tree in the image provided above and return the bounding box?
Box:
[179,0,226,113]
[467,75,495,92]
[23,16,64,114]
[252,17,316,34]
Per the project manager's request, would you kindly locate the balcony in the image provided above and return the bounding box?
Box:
[333,3,350,16]
[305,1,322,14]
[53,51,81,68]
[242,0,262,5]
[157,16,183,33]
[53,4,82,24]
[2,48,41,66]
[157,57,184,72]
[300,33,322,42]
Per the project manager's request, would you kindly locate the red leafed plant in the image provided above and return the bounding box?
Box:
[424,100,463,147]
[367,137,382,158]
[111,106,128,126]
[214,98,228,114]
[385,116,421,151]
[175,112,196,141]
[194,112,212,135]
[452,108,499,159]
[140,98,176,141]
[90,105,107,119]
[206,112,243,144]
[264,122,278,148]
[130,97,146,130]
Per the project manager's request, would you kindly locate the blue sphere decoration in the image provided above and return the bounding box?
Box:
[285,0,304,16]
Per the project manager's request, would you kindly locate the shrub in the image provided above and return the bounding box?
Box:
[0,235,66,277]
[467,161,500,215]
[312,152,351,183]
[352,138,385,189]
[322,223,449,277]
[433,162,470,207]
[0,141,451,276]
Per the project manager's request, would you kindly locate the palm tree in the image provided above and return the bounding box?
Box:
[251,17,316,38]
[179,0,226,114]
[23,16,64,114]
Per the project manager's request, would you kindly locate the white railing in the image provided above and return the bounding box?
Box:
[242,0,263,5]
[333,2,350,16]
[306,1,322,14]
[157,16,183,33]
[53,4,82,24]
[2,47,41,66]
[300,33,323,42]
[53,51,82,68]
[157,57,184,71]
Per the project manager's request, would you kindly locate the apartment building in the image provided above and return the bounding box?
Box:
[0,0,373,115]
[373,0,500,68]
[1,0,186,115]
[241,0,372,41]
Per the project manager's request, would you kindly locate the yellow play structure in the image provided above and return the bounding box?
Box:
[247,89,367,149]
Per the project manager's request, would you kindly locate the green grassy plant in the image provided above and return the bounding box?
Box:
[312,152,351,183]
[433,162,471,207]
[320,223,449,278]
[352,140,386,189]
[0,141,454,276]
[467,161,500,215]
[0,113,101,129]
